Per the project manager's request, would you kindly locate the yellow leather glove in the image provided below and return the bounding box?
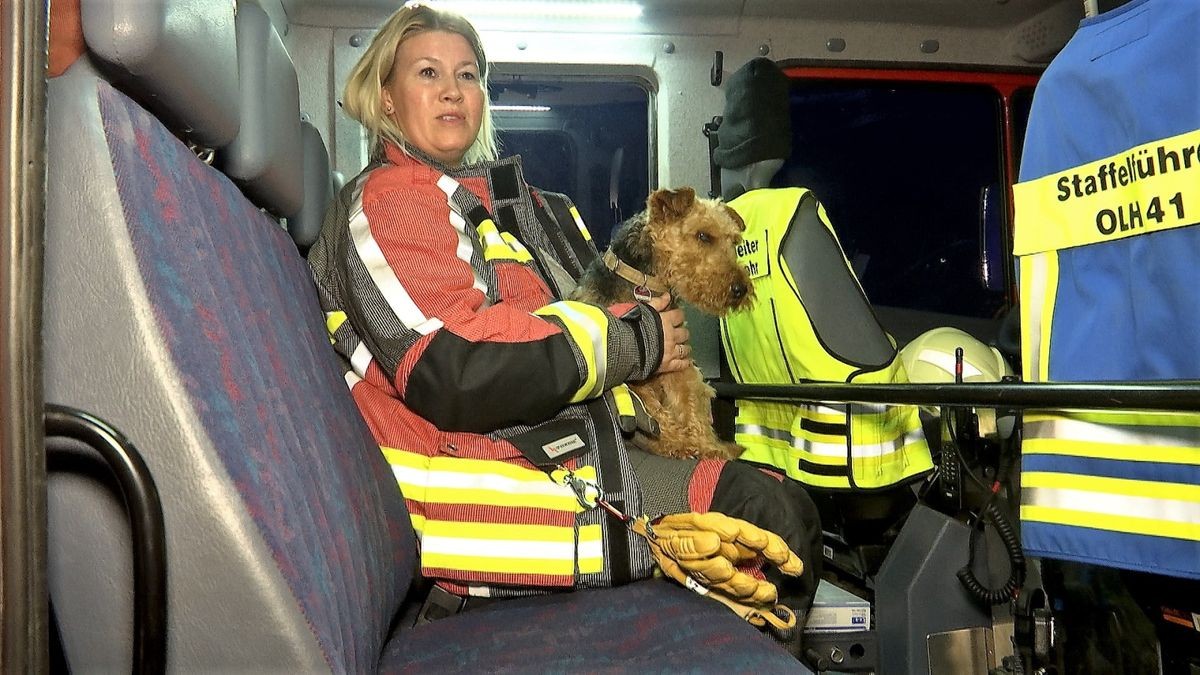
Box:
[630,511,804,629]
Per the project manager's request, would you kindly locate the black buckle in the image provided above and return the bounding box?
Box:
[414,585,466,626]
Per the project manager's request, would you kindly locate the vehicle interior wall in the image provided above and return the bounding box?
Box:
[276,0,1083,189]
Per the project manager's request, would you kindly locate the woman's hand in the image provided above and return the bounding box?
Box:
[646,294,691,375]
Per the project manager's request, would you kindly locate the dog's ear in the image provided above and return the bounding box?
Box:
[723,204,746,232]
[648,187,696,222]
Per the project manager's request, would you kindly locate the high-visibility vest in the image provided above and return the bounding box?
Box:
[1013,0,1200,579]
[720,187,933,490]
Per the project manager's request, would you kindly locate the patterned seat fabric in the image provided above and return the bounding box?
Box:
[384,580,801,673]
[72,57,801,675]
[99,79,414,672]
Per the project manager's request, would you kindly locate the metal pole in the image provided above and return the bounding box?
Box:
[712,381,1200,412]
[0,0,49,671]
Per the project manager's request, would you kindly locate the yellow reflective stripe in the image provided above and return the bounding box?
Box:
[1013,127,1200,256]
[579,524,604,574]
[325,310,347,335]
[1024,438,1200,466]
[1019,251,1057,382]
[1023,471,1200,502]
[533,301,608,401]
[569,206,592,241]
[610,384,636,418]
[422,552,573,576]
[381,447,590,512]
[1021,505,1200,541]
[409,513,426,538]
[475,219,531,263]
[499,232,533,263]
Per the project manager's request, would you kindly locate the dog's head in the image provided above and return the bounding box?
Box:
[639,187,754,315]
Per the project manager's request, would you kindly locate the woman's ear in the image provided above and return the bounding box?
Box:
[381,88,395,115]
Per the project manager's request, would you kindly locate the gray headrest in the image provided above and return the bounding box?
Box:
[291,122,335,252]
[220,1,304,218]
[81,0,240,149]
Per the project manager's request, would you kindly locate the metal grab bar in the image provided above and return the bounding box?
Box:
[712,380,1200,412]
[46,405,168,675]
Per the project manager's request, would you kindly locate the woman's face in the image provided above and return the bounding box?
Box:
[381,30,484,167]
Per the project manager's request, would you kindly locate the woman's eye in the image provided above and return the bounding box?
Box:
[697,231,712,243]
[459,71,477,81]
[420,67,436,78]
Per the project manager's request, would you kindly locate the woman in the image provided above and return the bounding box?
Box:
[307,1,820,645]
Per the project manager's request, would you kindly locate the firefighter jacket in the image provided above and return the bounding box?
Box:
[720,187,933,490]
[1014,0,1200,579]
[307,143,661,595]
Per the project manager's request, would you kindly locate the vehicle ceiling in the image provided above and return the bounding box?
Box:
[282,0,1079,31]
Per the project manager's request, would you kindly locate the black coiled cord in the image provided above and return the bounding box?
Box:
[957,489,1026,605]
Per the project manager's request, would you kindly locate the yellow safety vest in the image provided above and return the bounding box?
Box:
[720,188,933,490]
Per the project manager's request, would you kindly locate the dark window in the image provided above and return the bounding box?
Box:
[775,80,1018,321]
[490,76,651,250]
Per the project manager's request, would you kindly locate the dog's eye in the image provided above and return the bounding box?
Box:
[697,231,712,244]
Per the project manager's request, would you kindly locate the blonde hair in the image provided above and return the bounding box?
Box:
[342,2,498,165]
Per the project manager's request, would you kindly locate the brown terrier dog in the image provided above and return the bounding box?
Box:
[572,187,753,460]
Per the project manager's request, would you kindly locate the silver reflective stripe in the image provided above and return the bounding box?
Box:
[847,402,892,416]
[1025,418,1200,447]
[1023,252,1048,380]
[736,423,921,458]
[1025,486,1200,525]
[437,175,490,301]
[736,423,791,442]
[551,302,607,398]
[349,181,444,336]
[350,341,373,379]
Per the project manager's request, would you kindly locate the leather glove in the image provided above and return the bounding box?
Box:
[630,511,804,629]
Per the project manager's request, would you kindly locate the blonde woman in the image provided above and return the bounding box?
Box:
[307,2,820,652]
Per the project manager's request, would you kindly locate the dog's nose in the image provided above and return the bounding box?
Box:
[730,282,748,300]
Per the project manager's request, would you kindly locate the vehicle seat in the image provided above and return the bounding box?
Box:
[43,0,803,671]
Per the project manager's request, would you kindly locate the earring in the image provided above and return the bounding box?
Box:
[384,105,394,114]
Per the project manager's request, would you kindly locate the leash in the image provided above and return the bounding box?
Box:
[555,465,798,631]
[601,250,670,302]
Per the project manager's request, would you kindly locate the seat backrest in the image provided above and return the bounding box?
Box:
[44,0,415,671]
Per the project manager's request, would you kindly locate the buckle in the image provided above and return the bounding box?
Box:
[414,585,467,626]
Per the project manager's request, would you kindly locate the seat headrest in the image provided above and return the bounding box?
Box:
[81,0,240,149]
[291,122,335,252]
[219,1,304,218]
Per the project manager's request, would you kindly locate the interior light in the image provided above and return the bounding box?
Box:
[428,1,643,20]
[492,104,552,112]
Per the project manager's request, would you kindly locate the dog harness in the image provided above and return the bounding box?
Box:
[720,187,933,490]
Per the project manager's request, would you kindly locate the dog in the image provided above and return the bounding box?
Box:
[571,187,753,460]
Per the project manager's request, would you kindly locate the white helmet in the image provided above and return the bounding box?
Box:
[900,326,1013,384]
[900,327,1015,438]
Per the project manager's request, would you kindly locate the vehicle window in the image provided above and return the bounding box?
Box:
[490,76,652,250]
[775,79,1024,320]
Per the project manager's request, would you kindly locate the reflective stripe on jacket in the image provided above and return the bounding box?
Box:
[720,187,932,490]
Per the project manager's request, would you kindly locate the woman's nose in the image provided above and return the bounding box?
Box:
[441,82,463,101]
